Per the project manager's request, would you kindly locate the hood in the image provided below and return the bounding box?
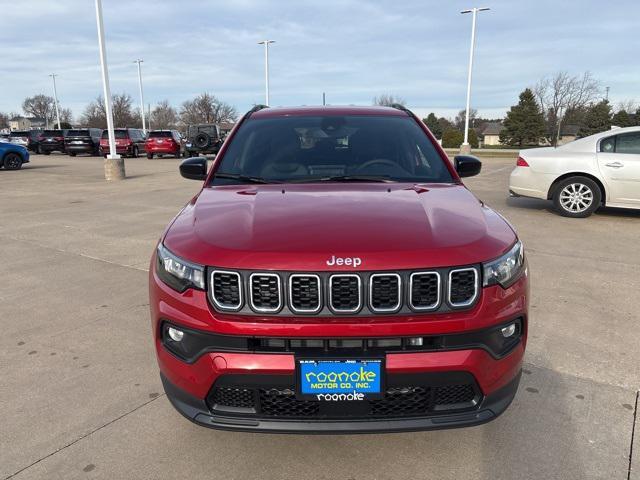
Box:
[164,183,517,271]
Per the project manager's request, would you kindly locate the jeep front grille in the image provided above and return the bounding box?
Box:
[448,268,478,307]
[211,270,242,311]
[207,266,480,316]
[249,273,282,313]
[289,274,321,313]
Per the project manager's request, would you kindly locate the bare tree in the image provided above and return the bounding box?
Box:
[180,93,238,125]
[22,94,56,126]
[372,94,406,107]
[151,100,178,129]
[59,108,73,126]
[80,93,136,128]
[615,99,637,113]
[535,72,600,146]
[455,108,477,130]
[0,112,10,129]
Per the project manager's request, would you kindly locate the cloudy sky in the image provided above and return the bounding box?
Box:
[1,0,638,121]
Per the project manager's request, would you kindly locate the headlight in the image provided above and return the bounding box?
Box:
[156,244,205,292]
[482,240,525,288]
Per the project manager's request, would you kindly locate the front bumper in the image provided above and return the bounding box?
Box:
[150,260,528,433]
[161,368,521,433]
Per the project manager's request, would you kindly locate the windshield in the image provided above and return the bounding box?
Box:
[42,130,63,137]
[101,130,128,139]
[148,131,173,138]
[210,115,453,185]
[67,130,89,136]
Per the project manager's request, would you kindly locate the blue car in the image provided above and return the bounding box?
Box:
[0,141,30,170]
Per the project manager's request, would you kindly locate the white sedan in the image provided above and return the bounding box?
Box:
[509,126,640,217]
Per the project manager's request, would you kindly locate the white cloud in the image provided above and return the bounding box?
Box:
[1,0,638,120]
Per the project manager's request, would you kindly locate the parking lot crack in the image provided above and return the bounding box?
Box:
[0,233,149,273]
[628,390,639,480]
[3,394,165,480]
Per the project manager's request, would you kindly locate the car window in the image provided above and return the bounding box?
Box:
[615,132,640,154]
[212,115,453,185]
[600,136,616,153]
[67,130,89,136]
[149,131,173,138]
[102,130,128,139]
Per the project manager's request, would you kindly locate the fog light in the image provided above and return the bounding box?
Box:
[501,323,516,338]
[168,326,184,342]
[407,337,424,347]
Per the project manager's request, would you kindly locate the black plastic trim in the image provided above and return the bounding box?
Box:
[160,370,521,434]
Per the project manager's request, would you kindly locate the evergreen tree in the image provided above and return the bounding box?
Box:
[578,100,612,137]
[423,113,442,138]
[499,88,546,147]
[611,110,632,127]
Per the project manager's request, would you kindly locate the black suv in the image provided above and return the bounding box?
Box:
[65,128,102,156]
[39,129,69,155]
[185,124,222,157]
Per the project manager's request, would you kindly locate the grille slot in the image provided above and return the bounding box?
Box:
[433,384,477,408]
[409,272,440,310]
[210,270,242,310]
[259,389,319,417]
[249,273,282,313]
[208,379,480,419]
[369,387,431,417]
[210,387,255,408]
[289,274,321,313]
[329,275,362,313]
[448,268,478,307]
[369,274,401,312]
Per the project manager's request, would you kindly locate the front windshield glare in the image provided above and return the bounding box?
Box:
[211,115,453,185]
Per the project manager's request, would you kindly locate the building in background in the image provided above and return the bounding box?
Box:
[480,122,505,146]
[9,116,46,131]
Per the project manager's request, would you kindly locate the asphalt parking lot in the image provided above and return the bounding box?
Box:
[1,153,638,480]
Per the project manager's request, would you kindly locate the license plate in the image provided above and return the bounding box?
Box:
[297,358,383,400]
[71,140,82,144]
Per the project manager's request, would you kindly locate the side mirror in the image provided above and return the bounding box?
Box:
[179,157,208,181]
[454,155,482,178]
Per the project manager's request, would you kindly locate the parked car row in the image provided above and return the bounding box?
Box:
[0,128,193,158]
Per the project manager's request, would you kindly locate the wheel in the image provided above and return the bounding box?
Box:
[132,146,139,158]
[552,176,601,218]
[43,151,50,156]
[174,150,181,159]
[69,152,76,157]
[3,153,23,170]
[147,153,153,159]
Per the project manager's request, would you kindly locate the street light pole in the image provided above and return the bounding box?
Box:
[460,7,489,153]
[258,40,275,106]
[133,59,146,133]
[94,0,124,180]
[49,74,61,129]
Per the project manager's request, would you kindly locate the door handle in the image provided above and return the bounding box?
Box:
[605,162,624,168]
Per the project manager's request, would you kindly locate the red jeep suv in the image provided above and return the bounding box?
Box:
[150,105,528,433]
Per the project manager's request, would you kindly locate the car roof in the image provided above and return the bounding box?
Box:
[250,105,409,119]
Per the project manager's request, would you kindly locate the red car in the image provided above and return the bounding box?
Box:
[145,130,183,159]
[150,105,529,433]
[99,128,146,158]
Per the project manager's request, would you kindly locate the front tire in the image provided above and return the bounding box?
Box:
[552,176,601,218]
[69,152,76,157]
[132,146,139,158]
[147,153,153,159]
[4,153,23,170]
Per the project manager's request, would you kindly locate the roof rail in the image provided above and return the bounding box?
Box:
[389,103,411,115]
[246,104,269,117]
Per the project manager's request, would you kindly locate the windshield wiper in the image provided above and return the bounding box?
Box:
[293,175,393,183]
[213,172,279,184]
